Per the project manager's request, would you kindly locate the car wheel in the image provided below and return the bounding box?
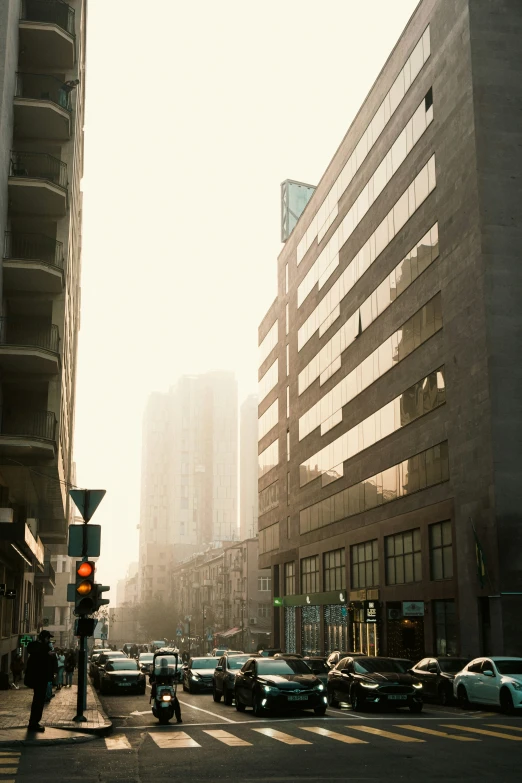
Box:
[253,692,265,717]
[235,691,246,712]
[409,702,423,713]
[327,687,339,708]
[212,685,222,702]
[457,685,470,709]
[188,682,194,694]
[351,687,365,712]
[500,688,515,715]
[439,684,453,706]
[314,704,327,716]
[223,686,233,706]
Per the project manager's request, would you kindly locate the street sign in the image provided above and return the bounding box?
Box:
[364,600,378,623]
[176,629,182,636]
[101,633,107,640]
[402,601,425,617]
[69,489,106,522]
[68,524,101,557]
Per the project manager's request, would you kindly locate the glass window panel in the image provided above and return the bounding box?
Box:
[410,39,424,81]
[404,554,413,583]
[442,521,452,546]
[391,127,407,173]
[414,552,422,580]
[443,546,453,578]
[396,254,411,297]
[404,533,413,554]
[395,557,405,584]
[432,547,443,580]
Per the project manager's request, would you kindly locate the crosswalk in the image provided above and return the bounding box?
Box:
[104,722,522,752]
[0,749,21,783]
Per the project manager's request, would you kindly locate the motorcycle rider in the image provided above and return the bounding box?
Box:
[149,655,182,723]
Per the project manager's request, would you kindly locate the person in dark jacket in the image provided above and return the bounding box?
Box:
[64,649,76,687]
[25,630,56,732]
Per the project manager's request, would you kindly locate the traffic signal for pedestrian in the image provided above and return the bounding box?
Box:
[74,560,95,615]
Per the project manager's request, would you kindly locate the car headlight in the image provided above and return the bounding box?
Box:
[263,684,279,693]
[315,684,324,691]
[412,683,423,689]
[360,682,380,689]
[510,681,522,691]
[191,672,200,680]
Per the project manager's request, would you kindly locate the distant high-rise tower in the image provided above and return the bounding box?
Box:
[240,395,259,540]
[139,372,238,602]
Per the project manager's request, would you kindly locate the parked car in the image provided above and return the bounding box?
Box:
[235,656,327,716]
[303,657,329,686]
[327,656,423,712]
[99,659,146,695]
[91,651,127,689]
[326,651,364,669]
[257,648,282,657]
[89,651,103,677]
[213,653,255,705]
[138,652,155,674]
[453,657,522,713]
[183,657,217,693]
[410,657,470,705]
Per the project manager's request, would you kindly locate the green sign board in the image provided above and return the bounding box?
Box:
[19,635,34,647]
[273,597,283,607]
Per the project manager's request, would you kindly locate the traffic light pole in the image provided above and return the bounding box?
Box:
[74,633,87,722]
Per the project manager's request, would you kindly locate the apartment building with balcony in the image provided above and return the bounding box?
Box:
[258,0,522,660]
[0,0,86,673]
[171,539,272,655]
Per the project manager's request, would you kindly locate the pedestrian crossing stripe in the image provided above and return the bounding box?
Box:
[204,729,252,747]
[252,728,312,745]
[346,725,424,743]
[441,724,522,741]
[395,725,478,742]
[105,735,132,750]
[301,726,367,744]
[149,731,201,748]
[487,724,522,733]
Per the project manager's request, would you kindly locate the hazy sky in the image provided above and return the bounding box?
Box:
[74,0,419,595]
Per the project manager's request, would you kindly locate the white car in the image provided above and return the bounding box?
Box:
[453,657,522,713]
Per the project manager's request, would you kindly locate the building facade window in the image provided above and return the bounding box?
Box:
[324,549,345,591]
[258,604,271,618]
[301,555,319,594]
[258,576,272,592]
[351,540,379,589]
[430,520,453,580]
[258,481,278,516]
[259,522,279,554]
[433,599,457,655]
[385,529,421,585]
[284,561,295,596]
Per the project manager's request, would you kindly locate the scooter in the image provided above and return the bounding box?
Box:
[150,648,181,725]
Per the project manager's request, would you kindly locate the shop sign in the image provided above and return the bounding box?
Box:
[364,600,378,623]
[402,601,425,617]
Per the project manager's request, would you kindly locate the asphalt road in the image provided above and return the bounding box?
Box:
[7,682,522,782]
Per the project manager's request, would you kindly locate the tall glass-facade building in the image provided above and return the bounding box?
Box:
[258,0,522,659]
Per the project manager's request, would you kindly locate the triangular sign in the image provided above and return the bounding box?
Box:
[69,489,106,522]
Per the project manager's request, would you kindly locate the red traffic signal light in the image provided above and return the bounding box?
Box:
[77,562,94,578]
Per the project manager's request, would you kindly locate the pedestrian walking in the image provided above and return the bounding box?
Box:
[64,649,76,687]
[10,654,24,689]
[24,630,56,732]
[56,650,65,690]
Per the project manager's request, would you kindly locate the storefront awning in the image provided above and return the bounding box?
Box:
[217,627,240,638]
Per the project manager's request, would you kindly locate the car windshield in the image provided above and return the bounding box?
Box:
[307,661,328,674]
[107,661,138,671]
[107,652,125,658]
[494,660,522,675]
[354,658,407,674]
[228,656,250,669]
[257,660,312,676]
[191,658,216,669]
[139,654,154,662]
[438,659,469,673]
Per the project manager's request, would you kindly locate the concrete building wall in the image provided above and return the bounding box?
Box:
[240,395,259,540]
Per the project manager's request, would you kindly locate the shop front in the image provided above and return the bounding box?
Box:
[386,601,426,660]
[277,590,348,655]
[349,590,380,656]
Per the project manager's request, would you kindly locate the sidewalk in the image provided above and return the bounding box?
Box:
[0,682,111,739]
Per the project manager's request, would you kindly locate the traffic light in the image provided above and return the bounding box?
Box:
[74,560,95,615]
[92,584,110,612]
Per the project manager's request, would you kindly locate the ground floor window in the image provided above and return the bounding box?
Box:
[284,606,296,653]
[352,606,378,656]
[433,599,457,655]
[386,606,425,660]
[324,605,348,654]
[301,605,321,656]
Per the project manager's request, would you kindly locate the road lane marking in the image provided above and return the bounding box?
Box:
[442,724,522,741]
[395,724,478,741]
[149,731,201,748]
[176,699,236,723]
[105,735,132,750]
[347,725,424,743]
[253,728,312,745]
[487,724,522,732]
[302,726,367,744]
[204,729,252,747]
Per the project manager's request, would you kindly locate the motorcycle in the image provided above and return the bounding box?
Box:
[149,648,182,725]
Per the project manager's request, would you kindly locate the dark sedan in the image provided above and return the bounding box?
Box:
[99,659,146,695]
[303,657,329,686]
[326,651,364,668]
[410,657,471,705]
[91,652,127,688]
[213,653,254,705]
[182,657,216,693]
[327,656,424,712]
[235,656,327,717]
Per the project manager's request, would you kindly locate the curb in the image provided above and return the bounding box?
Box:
[0,730,98,748]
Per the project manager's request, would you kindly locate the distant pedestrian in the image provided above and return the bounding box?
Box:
[25,631,56,732]
[10,654,24,689]
[64,650,76,687]
[56,650,65,690]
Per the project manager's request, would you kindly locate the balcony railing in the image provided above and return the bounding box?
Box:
[20,0,75,36]
[10,151,67,189]
[0,319,60,353]
[4,232,64,269]
[0,409,57,441]
[15,73,72,111]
